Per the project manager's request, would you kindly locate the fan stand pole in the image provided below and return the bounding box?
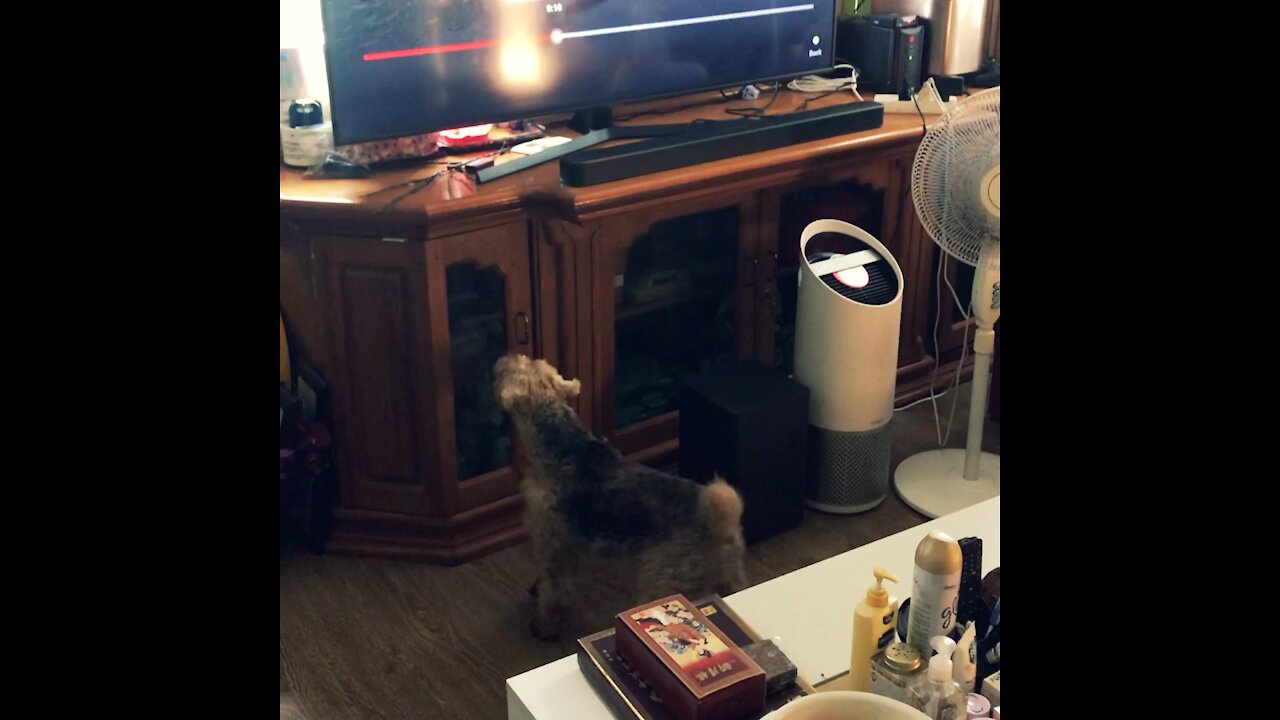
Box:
[963,326,995,481]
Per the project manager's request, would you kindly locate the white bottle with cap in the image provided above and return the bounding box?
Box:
[952,622,977,693]
[907,635,967,720]
[906,530,963,656]
[281,98,334,168]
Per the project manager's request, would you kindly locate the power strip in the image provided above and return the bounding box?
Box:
[873,94,958,115]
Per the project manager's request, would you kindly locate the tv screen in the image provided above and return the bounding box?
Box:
[321,0,838,145]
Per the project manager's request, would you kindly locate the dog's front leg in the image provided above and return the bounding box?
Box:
[531,572,564,640]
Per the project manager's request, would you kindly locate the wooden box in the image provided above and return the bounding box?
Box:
[614,594,767,720]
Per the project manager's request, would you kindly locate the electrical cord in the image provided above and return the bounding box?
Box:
[927,251,948,445]
[362,143,514,211]
[911,92,928,135]
[941,296,973,446]
[726,82,780,118]
[612,91,738,122]
[922,250,978,447]
[788,64,863,98]
[795,82,858,112]
[895,387,949,413]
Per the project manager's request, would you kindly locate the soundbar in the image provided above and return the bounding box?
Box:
[559,101,885,187]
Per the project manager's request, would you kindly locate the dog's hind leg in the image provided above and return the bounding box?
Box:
[531,569,567,640]
[719,548,749,594]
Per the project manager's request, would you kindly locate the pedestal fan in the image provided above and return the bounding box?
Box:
[893,86,1000,519]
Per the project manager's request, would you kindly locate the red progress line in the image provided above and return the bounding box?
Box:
[364,34,551,61]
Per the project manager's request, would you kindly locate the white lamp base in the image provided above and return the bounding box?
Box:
[893,449,1000,519]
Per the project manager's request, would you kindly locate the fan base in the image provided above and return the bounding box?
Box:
[893,449,1000,519]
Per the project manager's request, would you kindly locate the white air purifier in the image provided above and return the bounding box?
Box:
[793,219,903,514]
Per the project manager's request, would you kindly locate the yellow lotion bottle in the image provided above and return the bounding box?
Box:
[851,567,900,691]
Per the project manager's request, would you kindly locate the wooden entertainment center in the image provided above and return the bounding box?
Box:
[279,90,988,564]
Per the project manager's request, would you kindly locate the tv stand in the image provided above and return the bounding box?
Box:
[280,89,954,565]
[475,101,885,187]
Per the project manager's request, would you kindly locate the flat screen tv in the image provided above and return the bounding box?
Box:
[321,0,838,145]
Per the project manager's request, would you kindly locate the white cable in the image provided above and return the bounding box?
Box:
[943,258,968,316]
[787,64,864,101]
[925,252,977,447]
[928,252,947,446]
[895,387,949,413]
[942,299,972,446]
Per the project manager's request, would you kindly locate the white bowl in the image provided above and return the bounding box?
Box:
[761,691,930,720]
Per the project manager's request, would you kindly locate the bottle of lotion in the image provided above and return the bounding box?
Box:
[907,531,963,656]
[850,567,900,691]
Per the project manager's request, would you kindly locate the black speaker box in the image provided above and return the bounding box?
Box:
[679,361,809,543]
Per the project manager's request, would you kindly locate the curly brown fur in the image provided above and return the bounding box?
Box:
[494,354,748,639]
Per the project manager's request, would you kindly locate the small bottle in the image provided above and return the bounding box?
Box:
[952,622,977,693]
[281,99,334,168]
[908,635,967,720]
[850,567,900,691]
[907,531,963,656]
[869,641,924,703]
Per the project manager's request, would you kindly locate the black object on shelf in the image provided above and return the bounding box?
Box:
[679,360,810,543]
[560,102,885,187]
[957,536,985,627]
[836,14,925,96]
[968,58,1000,89]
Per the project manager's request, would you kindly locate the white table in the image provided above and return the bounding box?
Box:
[507,497,999,720]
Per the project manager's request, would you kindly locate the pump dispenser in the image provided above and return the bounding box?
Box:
[909,635,967,719]
[850,567,900,691]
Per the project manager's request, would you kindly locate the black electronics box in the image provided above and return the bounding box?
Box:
[679,361,809,543]
[837,14,925,97]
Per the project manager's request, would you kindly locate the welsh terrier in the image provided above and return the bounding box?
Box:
[493,354,748,639]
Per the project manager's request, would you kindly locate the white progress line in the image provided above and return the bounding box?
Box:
[553,4,816,43]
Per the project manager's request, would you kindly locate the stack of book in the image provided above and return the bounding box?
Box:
[577,595,813,720]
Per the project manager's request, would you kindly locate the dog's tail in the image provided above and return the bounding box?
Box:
[699,476,744,540]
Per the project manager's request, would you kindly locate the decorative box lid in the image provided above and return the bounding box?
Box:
[616,594,765,700]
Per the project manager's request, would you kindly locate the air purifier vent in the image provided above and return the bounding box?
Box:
[819,259,899,305]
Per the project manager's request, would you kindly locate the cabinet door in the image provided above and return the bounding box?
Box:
[425,224,535,513]
[317,235,445,516]
[591,197,759,460]
[754,159,928,376]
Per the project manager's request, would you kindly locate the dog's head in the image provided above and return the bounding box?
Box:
[493,353,581,416]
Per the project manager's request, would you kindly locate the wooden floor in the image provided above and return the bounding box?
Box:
[280,385,1000,720]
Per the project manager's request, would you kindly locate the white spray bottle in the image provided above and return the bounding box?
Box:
[952,623,977,693]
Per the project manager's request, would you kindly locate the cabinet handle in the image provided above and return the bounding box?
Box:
[515,312,530,345]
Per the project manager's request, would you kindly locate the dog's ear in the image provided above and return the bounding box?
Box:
[500,392,534,413]
[497,371,533,412]
[556,377,581,401]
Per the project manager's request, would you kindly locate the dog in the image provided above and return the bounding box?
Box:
[493,354,748,639]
